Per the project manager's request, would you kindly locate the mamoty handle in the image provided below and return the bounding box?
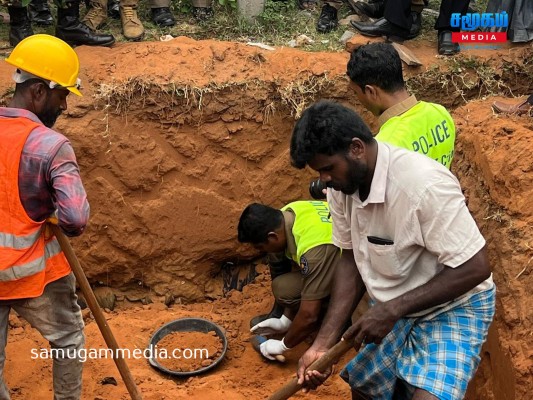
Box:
[268,339,354,400]
[274,354,286,362]
[51,225,143,400]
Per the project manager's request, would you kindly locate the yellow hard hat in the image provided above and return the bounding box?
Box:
[5,34,82,96]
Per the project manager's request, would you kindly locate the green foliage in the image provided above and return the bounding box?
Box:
[218,0,237,9]
[259,0,298,25]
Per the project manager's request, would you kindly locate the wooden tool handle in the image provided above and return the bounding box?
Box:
[275,354,286,363]
[52,225,143,400]
[268,339,354,400]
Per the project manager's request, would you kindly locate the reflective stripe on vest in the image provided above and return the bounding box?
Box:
[0,238,61,281]
[0,229,42,249]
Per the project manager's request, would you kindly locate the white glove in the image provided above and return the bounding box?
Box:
[260,338,289,360]
[250,315,292,336]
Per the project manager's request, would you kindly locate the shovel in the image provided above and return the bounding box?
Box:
[268,338,354,400]
[250,335,286,363]
[51,225,143,400]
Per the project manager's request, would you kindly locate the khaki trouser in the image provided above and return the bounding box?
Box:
[273,271,371,334]
[0,273,85,400]
[272,271,303,313]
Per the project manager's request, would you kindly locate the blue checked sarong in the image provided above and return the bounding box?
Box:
[340,286,496,400]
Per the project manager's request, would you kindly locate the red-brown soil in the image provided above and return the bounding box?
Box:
[0,37,531,399]
[155,331,223,372]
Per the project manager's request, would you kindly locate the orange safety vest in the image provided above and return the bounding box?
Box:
[0,116,71,300]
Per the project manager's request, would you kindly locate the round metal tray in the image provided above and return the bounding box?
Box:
[148,317,228,377]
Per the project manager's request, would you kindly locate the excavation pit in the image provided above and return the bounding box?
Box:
[1,38,531,399]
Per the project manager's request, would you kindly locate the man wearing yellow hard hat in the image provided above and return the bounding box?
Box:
[0,34,90,399]
[6,0,114,47]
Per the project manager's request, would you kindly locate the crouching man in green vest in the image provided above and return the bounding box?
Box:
[238,201,340,361]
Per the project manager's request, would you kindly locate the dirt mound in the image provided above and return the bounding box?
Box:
[1,38,532,399]
[453,99,533,400]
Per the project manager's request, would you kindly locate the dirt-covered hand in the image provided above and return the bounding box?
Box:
[297,346,330,392]
[342,301,399,350]
[250,315,291,336]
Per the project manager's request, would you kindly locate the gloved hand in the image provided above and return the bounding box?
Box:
[250,315,292,336]
[260,338,289,360]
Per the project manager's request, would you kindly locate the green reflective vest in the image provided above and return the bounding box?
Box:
[281,201,333,265]
[377,101,455,169]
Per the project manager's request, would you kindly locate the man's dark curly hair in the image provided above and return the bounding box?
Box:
[237,203,283,244]
[290,100,374,169]
[347,42,405,93]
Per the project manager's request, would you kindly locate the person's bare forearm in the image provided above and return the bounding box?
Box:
[284,300,321,348]
[312,250,366,350]
[387,247,491,319]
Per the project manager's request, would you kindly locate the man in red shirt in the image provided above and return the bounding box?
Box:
[0,34,89,399]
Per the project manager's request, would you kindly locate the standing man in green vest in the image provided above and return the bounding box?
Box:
[347,42,456,169]
[238,201,340,361]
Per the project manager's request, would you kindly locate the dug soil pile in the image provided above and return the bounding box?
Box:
[0,38,531,399]
[155,331,223,371]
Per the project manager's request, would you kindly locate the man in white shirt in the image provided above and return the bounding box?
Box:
[289,100,495,400]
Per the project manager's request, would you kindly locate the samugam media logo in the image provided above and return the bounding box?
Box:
[450,12,508,43]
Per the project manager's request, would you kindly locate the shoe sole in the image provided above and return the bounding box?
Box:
[65,38,116,47]
[351,27,412,42]
[317,26,337,33]
[125,34,144,42]
[317,22,338,33]
[32,21,54,26]
[154,21,175,27]
[438,44,460,55]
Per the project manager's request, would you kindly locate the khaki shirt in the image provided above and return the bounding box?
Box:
[283,210,339,301]
[377,94,419,128]
[327,142,493,316]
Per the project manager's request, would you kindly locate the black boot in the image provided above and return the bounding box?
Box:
[56,1,115,47]
[409,11,422,39]
[317,4,338,33]
[8,6,34,46]
[151,7,175,27]
[108,0,120,19]
[28,0,54,26]
[352,0,384,18]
